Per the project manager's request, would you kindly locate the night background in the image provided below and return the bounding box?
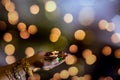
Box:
[0,0,120,80]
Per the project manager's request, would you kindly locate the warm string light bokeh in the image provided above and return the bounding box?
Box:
[0,0,120,80]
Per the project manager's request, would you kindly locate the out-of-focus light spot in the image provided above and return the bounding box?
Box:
[63,13,73,23]
[85,54,97,65]
[98,20,109,30]
[45,1,56,12]
[30,4,40,15]
[106,22,115,32]
[28,73,41,80]
[6,55,16,64]
[5,1,15,12]
[28,24,38,35]
[79,7,95,26]
[84,74,92,80]
[17,22,27,32]
[49,27,61,42]
[79,76,85,80]
[74,29,86,41]
[102,46,112,56]
[4,44,15,56]
[8,11,19,25]
[111,33,120,44]
[60,70,69,79]
[25,47,35,58]
[68,66,79,76]
[114,49,120,59]
[118,68,120,75]
[0,20,7,31]
[82,49,92,59]
[69,44,78,53]
[65,54,77,65]
[1,0,10,6]
[3,32,12,42]
[104,76,113,80]
[71,76,80,80]
[20,30,30,39]
[53,73,61,80]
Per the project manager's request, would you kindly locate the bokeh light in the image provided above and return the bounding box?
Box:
[74,29,86,41]
[20,30,30,39]
[98,20,109,30]
[30,4,40,15]
[45,1,57,12]
[60,70,69,79]
[114,49,120,59]
[82,49,92,59]
[17,22,27,32]
[111,33,120,44]
[102,46,112,56]
[65,54,77,65]
[6,55,16,64]
[4,44,15,56]
[28,24,38,35]
[68,66,79,76]
[69,44,78,53]
[5,1,15,12]
[0,20,7,31]
[3,32,12,42]
[106,22,115,32]
[63,13,73,23]
[85,54,97,65]
[53,73,61,80]
[25,47,35,58]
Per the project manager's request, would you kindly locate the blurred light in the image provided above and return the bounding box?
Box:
[25,47,35,58]
[20,30,30,39]
[17,22,27,32]
[60,70,69,79]
[28,24,38,35]
[65,54,77,65]
[8,11,19,25]
[30,4,40,15]
[111,33,120,44]
[82,49,92,59]
[114,49,120,59]
[69,44,78,53]
[84,74,92,80]
[98,19,109,30]
[106,22,115,32]
[6,55,16,64]
[79,7,95,26]
[71,76,80,80]
[0,20,7,31]
[104,76,113,80]
[85,54,97,65]
[1,0,10,6]
[79,76,85,80]
[45,1,57,12]
[118,68,120,75]
[53,73,61,80]
[4,44,15,56]
[63,13,73,23]
[5,1,15,12]
[49,27,61,42]
[3,32,12,42]
[74,29,86,41]
[102,46,112,56]
[68,66,79,76]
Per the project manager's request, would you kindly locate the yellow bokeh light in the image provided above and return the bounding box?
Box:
[1,0,10,6]
[45,1,56,12]
[8,11,19,25]
[102,46,112,56]
[71,76,80,80]
[74,29,86,41]
[85,54,97,65]
[5,1,15,12]
[82,49,92,59]
[84,74,92,80]
[6,55,16,64]
[28,25,38,35]
[69,44,78,53]
[64,13,73,23]
[118,68,120,75]
[30,4,40,15]
[68,66,79,76]
[98,19,109,30]
[4,44,15,56]
[17,22,27,32]
[65,54,77,65]
[20,30,30,39]
[60,70,69,79]
[114,49,120,59]
[3,32,12,42]
[51,27,61,36]
[25,47,35,58]
[111,33,120,44]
